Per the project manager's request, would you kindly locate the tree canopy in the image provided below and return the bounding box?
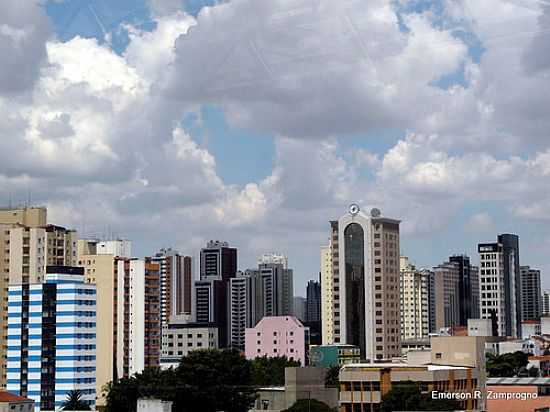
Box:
[380,382,462,412]
[250,355,301,386]
[61,390,91,411]
[104,349,256,412]
[486,351,529,377]
[104,350,302,412]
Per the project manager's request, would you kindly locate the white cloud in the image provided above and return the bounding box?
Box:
[465,212,494,232]
[0,1,51,94]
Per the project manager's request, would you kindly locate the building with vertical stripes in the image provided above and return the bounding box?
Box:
[6,266,96,411]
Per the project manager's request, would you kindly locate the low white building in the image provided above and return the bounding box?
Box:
[521,320,541,339]
[468,318,493,337]
[160,323,218,369]
[137,399,173,412]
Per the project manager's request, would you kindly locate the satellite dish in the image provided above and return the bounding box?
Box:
[370,208,381,218]
[349,204,360,215]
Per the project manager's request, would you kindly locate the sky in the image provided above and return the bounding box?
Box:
[1,0,550,296]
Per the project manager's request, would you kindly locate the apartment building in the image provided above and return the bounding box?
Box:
[399,256,432,340]
[432,260,460,331]
[520,266,542,321]
[479,234,521,337]
[245,316,309,365]
[77,242,161,407]
[160,323,218,370]
[6,266,96,412]
[151,249,193,327]
[0,207,75,388]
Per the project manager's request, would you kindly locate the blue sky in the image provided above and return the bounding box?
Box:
[1,0,549,295]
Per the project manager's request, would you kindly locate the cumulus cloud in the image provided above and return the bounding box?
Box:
[1,0,550,288]
[0,0,51,94]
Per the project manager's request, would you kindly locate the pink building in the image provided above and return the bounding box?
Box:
[245,316,309,365]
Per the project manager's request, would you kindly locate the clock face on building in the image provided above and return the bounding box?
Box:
[349,204,360,215]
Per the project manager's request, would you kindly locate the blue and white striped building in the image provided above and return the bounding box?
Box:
[7,266,97,411]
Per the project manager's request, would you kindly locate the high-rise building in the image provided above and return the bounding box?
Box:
[77,243,160,406]
[151,249,193,327]
[200,240,237,281]
[258,253,294,316]
[306,280,321,323]
[432,261,460,331]
[116,259,161,377]
[227,254,295,350]
[0,207,75,388]
[77,242,119,407]
[8,224,77,285]
[229,273,255,350]
[449,255,480,324]
[195,241,237,347]
[320,244,334,345]
[543,290,550,317]
[479,234,521,337]
[328,205,401,361]
[520,266,541,321]
[7,266,96,411]
[293,297,307,322]
[399,257,432,340]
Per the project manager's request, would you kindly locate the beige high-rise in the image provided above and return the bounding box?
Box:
[0,208,47,387]
[399,257,432,341]
[78,240,161,407]
[328,205,401,361]
[433,261,460,331]
[320,244,334,345]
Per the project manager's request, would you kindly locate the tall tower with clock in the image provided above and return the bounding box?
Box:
[325,204,401,361]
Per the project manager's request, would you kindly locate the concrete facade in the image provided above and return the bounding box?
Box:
[250,368,338,412]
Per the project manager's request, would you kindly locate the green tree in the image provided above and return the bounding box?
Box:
[104,368,177,412]
[104,349,256,412]
[486,351,529,377]
[282,399,337,412]
[61,390,91,411]
[176,349,257,412]
[380,382,462,412]
[250,355,300,386]
[324,365,340,388]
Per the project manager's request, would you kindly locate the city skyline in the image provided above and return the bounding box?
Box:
[1,0,550,298]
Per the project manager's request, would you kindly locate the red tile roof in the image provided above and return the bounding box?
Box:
[0,391,33,403]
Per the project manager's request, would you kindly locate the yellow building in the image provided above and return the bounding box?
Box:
[339,363,479,412]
